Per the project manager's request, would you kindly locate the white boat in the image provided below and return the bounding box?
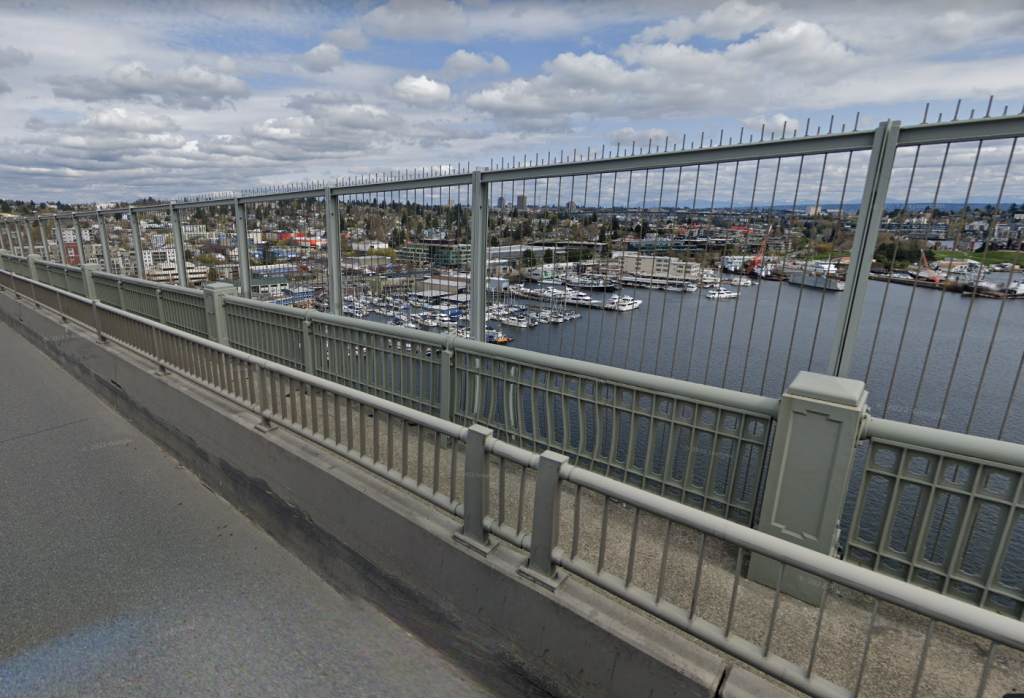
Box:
[730,277,752,286]
[706,288,739,299]
[603,294,643,311]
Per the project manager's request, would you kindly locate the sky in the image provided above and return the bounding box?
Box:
[2,0,1024,204]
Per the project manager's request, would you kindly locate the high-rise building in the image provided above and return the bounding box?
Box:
[497,196,506,210]
[516,195,527,210]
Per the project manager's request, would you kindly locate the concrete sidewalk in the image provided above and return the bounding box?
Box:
[0,319,541,697]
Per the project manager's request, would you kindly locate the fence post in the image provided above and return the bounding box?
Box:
[827,120,901,378]
[92,300,106,343]
[234,198,252,299]
[470,168,488,341]
[129,207,145,279]
[155,286,166,324]
[96,210,111,273]
[26,254,41,308]
[747,371,869,604]
[169,204,188,288]
[81,263,100,300]
[15,219,26,256]
[302,312,316,375]
[325,188,342,315]
[71,214,85,267]
[203,282,237,346]
[26,253,40,282]
[54,217,67,264]
[455,424,499,554]
[440,346,456,422]
[34,219,49,262]
[519,450,568,590]
[254,363,277,432]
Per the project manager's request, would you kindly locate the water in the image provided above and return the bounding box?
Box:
[491,278,1024,443]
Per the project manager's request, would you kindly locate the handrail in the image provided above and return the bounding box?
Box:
[862,414,1024,470]
[560,464,1024,652]
[452,335,779,418]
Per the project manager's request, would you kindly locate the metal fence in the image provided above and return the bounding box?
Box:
[5,111,1024,448]
[450,336,777,525]
[2,270,1022,698]
[849,417,1024,619]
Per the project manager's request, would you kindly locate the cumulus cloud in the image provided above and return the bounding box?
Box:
[393,75,451,106]
[636,1,777,43]
[324,26,369,50]
[442,50,509,78]
[86,107,180,134]
[740,113,796,137]
[49,60,251,110]
[0,46,32,68]
[468,16,993,130]
[301,43,343,73]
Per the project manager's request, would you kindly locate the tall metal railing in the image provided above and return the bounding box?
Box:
[5,107,1024,615]
[4,111,1024,447]
[2,267,1022,698]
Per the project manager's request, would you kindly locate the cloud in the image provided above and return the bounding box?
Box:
[740,113,796,137]
[324,26,369,50]
[285,90,363,113]
[86,107,180,134]
[49,60,251,110]
[358,0,632,43]
[363,0,467,41]
[0,79,11,95]
[301,43,343,73]
[393,75,451,106]
[637,1,777,43]
[605,126,672,149]
[464,20,890,129]
[442,50,509,78]
[0,46,32,68]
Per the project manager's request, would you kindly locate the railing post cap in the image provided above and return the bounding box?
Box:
[539,450,569,465]
[467,424,493,438]
[785,371,866,408]
[203,281,237,295]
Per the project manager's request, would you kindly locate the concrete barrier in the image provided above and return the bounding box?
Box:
[0,288,794,698]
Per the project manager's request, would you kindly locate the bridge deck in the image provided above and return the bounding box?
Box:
[0,319,538,697]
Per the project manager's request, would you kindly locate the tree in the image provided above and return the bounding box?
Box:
[543,249,553,264]
[207,267,219,282]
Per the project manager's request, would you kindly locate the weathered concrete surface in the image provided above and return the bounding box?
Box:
[0,285,732,697]
[0,318,545,698]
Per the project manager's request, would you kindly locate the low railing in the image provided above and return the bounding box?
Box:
[450,337,777,525]
[9,255,1024,620]
[849,416,1024,619]
[2,270,1022,698]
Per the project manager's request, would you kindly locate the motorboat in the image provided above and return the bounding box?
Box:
[603,294,643,311]
[706,287,739,299]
